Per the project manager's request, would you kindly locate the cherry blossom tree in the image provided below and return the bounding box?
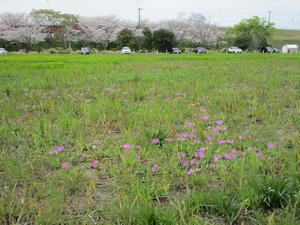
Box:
[0,25,46,50]
[0,10,225,50]
[0,12,29,28]
[0,12,46,49]
[159,19,189,42]
[78,16,125,49]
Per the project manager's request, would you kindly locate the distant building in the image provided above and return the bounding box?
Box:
[282,44,299,54]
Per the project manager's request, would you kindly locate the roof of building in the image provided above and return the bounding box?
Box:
[283,44,299,48]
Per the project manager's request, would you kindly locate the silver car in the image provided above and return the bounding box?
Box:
[121,47,132,54]
[0,48,8,55]
[80,47,90,55]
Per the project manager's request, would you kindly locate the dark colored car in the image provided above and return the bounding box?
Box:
[272,48,280,53]
[169,48,181,54]
[194,47,208,54]
[261,46,273,53]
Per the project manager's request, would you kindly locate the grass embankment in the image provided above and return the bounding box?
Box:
[0,54,300,224]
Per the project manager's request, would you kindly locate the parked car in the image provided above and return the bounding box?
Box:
[80,47,90,55]
[261,46,273,53]
[227,47,242,53]
[170,47,181,54]
[184,48,194,53]
[272,48,280,53]
[261,46,281,53]
[121,47,132,54]
[194,47,208,54]
[0,48,8,55]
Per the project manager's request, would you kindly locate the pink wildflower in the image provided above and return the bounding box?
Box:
[206,136,213,143]
[195,139,202,144]
[194,151,205,159]
[152,138,160,145]
[177,133,195,141]
[49,146,65,155]
[188,122,193,129]
[267,143,275,149]
[181,160,189,168]
[256,152,265,160]
[177,133,188,141]
[226,140,234,145]
[91,160,99,169]
[213,155,221,162]
[224,153,235,160]
[213,128,221,136]
[201,115,210,121]
[187,169,194,176]
[216,119,224,126]
[199,146,209,152]
[190,159,200,168]
[123,144,132,151]
[151,164,159,173]
[190,132,197,139]
[231,148,238,154]
[217,140,226,145]
[61,162,72,169]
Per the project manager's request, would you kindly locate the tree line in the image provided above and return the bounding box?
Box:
[0,9,275,52]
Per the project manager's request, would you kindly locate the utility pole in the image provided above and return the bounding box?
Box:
[46,0,50,8]
[138,7,143,27]
[268,11,272,23]
[219,2,224,27]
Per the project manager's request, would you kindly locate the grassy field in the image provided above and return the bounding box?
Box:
[0,54,300,224]
[271,29,300,48]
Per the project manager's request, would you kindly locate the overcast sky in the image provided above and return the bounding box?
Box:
[1,0,300,29]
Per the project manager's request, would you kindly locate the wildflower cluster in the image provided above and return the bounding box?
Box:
[123,108,276,176]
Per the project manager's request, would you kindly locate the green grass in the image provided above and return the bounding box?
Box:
[270,29,300,48]
[221,27,300,49]
[0,53,300,224]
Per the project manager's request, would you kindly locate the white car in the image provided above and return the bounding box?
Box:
[121,47,131,54]
[80,47,90,55]
[227,47,242,54]
[0,48,8,55]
